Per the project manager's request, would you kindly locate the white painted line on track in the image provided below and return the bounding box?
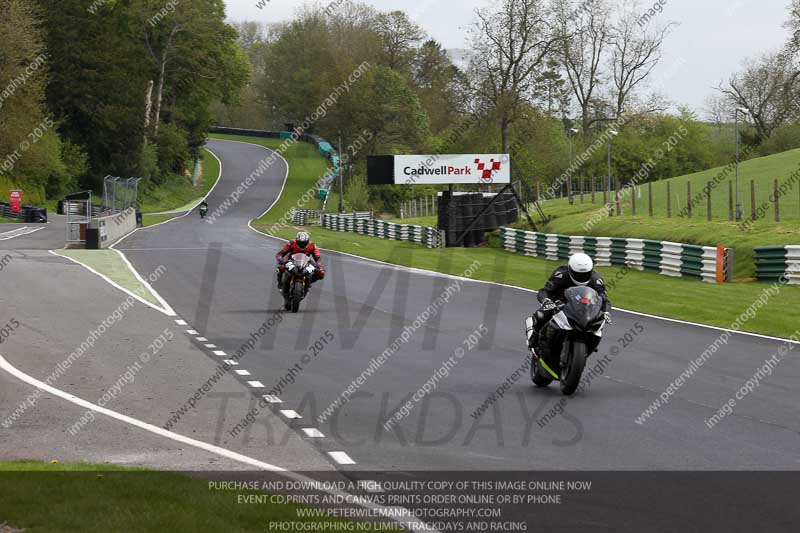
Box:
[175,319,187,326]
[0,353,285,471]
[204,344,217,348]
[113,249,176,316]
[328,451,356,465]
[224,360,239,366]
[0,226,44,240]
[235,369,251,376]
[262,395,282,404]
[280,410,302,420]
[247,381,265,388]
[196,337,208,342]
[302,428,325,438]
[186,329,199,335]
[213,350,227,356]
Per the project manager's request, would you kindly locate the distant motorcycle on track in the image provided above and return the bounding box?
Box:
[199,202,208,219]
[525,286,609,395]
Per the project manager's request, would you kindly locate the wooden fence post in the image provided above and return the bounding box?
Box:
[751,180,756,221]
[580,177,584,203]
[603,176,608,205]
[591,177,596,204]
[648,182,653,217]
[667,181,672,218]
[687,181,692,218]
[707,181,712,221]
[631,185,637,215]
[615,177,622,216]
[774,178,780,222]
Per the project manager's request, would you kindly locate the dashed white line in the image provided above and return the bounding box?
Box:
[235,369,251,376]
[175,319,187,326]
[224,360,239,366]
[263,395,282,404]
[302,428,325,438]
[247,381,265,388]
[196,337,208,342]
[328,451,356,465]
[204,344,217,348]
[280,410,302,419]
[213,350,227,356]
[186,329,199,335]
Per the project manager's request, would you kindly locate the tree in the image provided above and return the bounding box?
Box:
[0,0,75,201]
[469,0,558,152]
[609,3,672,119]
[717,51,800,144]
[554,0,612,144]
[413,39,465,133]
[374,10,425,72]
[787,0,800,53]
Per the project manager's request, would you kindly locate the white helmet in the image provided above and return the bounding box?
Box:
[295,231,310,248]
[568,253,594,286]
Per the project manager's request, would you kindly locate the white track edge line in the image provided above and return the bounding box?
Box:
[0,353,285,471]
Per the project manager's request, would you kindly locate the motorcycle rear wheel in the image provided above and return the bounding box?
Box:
[560,340,587,396]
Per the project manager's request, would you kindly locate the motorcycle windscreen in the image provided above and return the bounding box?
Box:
[291,253,310,267]
[563,286,603,330]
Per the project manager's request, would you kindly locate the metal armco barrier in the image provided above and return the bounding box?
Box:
[755,246,800,285]
[322,214,444,249]
[500,227,734,283]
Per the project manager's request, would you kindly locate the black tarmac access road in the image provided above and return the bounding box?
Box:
[117,138,800,472]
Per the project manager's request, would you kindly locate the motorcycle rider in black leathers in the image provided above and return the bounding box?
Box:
[527,253,612,351]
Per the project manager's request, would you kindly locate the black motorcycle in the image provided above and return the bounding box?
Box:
[526,286,608,396]
[199,204,208,219]
[280,253,316,313]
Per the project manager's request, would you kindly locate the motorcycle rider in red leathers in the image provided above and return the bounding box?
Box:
[275,231,325,290]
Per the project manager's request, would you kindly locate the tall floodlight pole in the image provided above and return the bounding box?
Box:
[568,128,579,204]
[338,132,344,214]
[735,107,749,221]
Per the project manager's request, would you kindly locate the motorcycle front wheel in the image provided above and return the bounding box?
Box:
[560,340,587,396]
[531,357,553,387]
[291,281,303,313]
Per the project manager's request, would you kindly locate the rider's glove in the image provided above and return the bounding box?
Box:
[541,298,557,311]
[277,259,286,266]
[604,312,613,324]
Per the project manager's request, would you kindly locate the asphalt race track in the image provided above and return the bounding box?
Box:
[117,138,800,473]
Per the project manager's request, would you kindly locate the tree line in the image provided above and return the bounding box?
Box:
[0,0,248,204]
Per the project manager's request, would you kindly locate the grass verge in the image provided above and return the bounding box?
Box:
[0,461,352,533]
[53,249,162,308]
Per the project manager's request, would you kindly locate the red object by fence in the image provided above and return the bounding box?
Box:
[9,191,21,214]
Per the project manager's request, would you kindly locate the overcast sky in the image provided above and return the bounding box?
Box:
[225,0,793,115]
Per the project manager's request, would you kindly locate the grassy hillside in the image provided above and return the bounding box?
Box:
[536,148,800,278]
[543,147,800,221]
